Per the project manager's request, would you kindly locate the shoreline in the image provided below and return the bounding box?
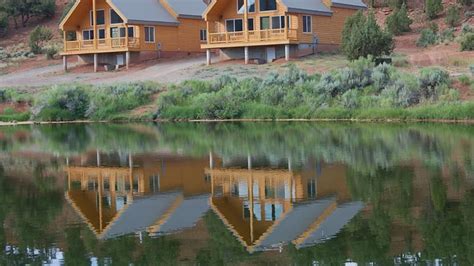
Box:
[2,117,474,127]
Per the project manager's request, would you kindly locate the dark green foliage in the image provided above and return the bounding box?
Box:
[33,85,90,121]
[460,33,474,51]
[416,29,438,47]
[458,0,472,6]
[445,5,461,27]
[418,67,450,101]
[0,12,8,36]
[385,4,412,35]
[425,0,443,19]
[28,26,53,54]
[439,28,455,43]
[342,11,394,60]
[1,0,56,28]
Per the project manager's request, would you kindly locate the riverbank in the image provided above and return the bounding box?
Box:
[1,57,473,125]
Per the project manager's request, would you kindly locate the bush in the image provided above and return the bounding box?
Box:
[429,22,439,34]
[0,12,8,36]
[445,5,461,27]
[439,28,455,43]
[29,26,53,54]
[425,0,443,19]
[458,75,471,85]
[460,33,474,51]
[385,4,412,35]
[342,11,394,60]
[32,85,90,121]
[461,24,474,35]
[418,68,450,101]
[44,45,58,60]
[417,29,438,47]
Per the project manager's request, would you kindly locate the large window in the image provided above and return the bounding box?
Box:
[260,16,270,30]
[247,18,254,31]
[110,26,134,38]
[200,29,207,41]
[98,28,105,39]
[259,0,276,11]
[237,0,255,14]
[226,19,243,32]
[271,16,286,29]
[303,15,312,33]
[110,9,123,24]
[90,10,105,26]
[145,26,155,43]
[82,29,94,40]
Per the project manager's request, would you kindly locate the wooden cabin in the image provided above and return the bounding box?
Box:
[59,0,208,71]
[201,0,366,64]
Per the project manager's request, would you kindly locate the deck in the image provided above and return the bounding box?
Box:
[62,37,141,55]
[202,28,298,49]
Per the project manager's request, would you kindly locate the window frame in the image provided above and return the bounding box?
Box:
[302,15,312,33]
[237,0,256,14]
[200,29,207,42]
[247,18,254,31]
[82,29,94,41]
[90,9,105,26]
[259,0,277,12]
[260,16,270,30]
[225,18,243,32]
[144,26,156,43]
[271,16,286,29]
[110,9,124,25]
[98,28,106,39]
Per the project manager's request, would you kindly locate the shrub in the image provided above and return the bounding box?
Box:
[445,5,461,27]
[44,45,58,60]
[418,68,450,101]
[342,11,394,60]
[425,0,443,19]
[429,22,439,34]
[0,12,8,36]
[416,29,438,47]
[385,4,412,35]
[458,75,471,85]
[439,28,455,43]
[29,26,53,54]
[461,24,474,35]
[460,33,474,51]
[32,85,91,121]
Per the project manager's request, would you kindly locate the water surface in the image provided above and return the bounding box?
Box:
[0,122,473,265]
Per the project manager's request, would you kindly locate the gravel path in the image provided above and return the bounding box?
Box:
[0,55,210,88]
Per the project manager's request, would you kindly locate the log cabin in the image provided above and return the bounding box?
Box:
[59,0,208,71]
[201,0,366,64]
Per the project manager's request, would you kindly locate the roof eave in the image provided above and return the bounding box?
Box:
[287,8,333,16]
[331,3,367,10]
[178,14,203,19]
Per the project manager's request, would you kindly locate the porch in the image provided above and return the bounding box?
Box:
[63,37,141,55]
[202,28,298,49]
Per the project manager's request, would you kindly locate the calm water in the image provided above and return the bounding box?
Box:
[0,122,473,265]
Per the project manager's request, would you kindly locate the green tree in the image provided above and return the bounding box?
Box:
[445,5,461,27]
[29,25,53,54]
[425,0,443,19]
[386,3,412,35]
[1,0,56,28]
[342,11,394,60]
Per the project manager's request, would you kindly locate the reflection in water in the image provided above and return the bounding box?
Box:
[0,122,473,264]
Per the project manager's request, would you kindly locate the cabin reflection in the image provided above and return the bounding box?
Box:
[65,151,212,239]
[65,152,363,252]
[207,155,363,253]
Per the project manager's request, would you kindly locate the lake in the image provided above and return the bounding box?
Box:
[0,122,473,265]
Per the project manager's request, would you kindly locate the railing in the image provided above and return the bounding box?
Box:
[64,37,140,52]
[208,29,298,45]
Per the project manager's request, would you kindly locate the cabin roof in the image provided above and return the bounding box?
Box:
[332,0,367,9]
[165,0,208,18]
[110,0,179,25]
[281,0,332,16]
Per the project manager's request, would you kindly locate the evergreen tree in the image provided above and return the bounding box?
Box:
[342,12,394,60]
[425,0,443,20]
[386,3,412,35]
[445,5,461,27]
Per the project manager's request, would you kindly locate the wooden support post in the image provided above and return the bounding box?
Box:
[94,53,98,72]
[126,51,130,70]
[244,46,249,64]
[206,49,211,65]
[63,55,68,71]
[244,0,248,41]
[285,44,290,61]
[92,0,97,49]
[125,23,129,48]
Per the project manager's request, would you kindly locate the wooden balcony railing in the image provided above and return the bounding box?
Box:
[208,29,298,45]
[64,37,140,52]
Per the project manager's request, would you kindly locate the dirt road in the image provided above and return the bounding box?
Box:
[0,56,209,88]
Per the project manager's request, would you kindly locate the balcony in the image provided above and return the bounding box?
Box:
[63,37,141,54]
[204,28,298,48]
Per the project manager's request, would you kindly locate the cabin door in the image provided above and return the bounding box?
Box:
[266,47,276,63]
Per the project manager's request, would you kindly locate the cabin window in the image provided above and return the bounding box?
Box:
[82,29,94,40]
[98,28,106,39]
[260,16,270,30]
[271,16,286,29]
[145,26,155,43]
[110,27,134,38]
[247,18,254,31]
[303,15,312,33]
[66,31,77,41]
[225,19,243,32]
[110,9,124,24]
[200,29,207,41]
[259,0,276,11]
[128,27,135,38]
[90,10,105,26]
[237,0,255,14]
